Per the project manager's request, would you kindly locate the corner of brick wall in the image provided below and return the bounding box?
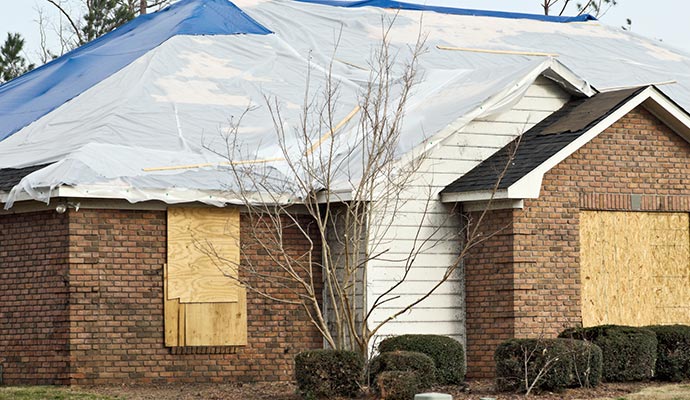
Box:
[463,106,690,378]
[463,208,516,379]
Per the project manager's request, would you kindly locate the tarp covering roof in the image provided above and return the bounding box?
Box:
[1,0,689,208]
[0,0,271,142]
[295,0,597,23]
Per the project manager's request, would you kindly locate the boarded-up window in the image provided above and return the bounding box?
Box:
[580,211,690,327]
[165,207,247,346]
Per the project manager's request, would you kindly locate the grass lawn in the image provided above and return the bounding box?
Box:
[1,382,689,399]
[599,384,690,400]
[0,387,118,400]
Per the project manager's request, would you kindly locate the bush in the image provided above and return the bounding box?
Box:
[559,325,657,382]
[647,325,690,382]
[376,370,422,400]
[369,351,436,390]
[295,349,364,399]
[378,334,465,384]
[495,338,603,393]
[568,339,604,388]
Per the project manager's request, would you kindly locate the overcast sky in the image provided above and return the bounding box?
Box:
[1,0,689,65]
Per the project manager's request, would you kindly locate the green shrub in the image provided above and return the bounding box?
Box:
[378,334,465,384]
[495,338,603,393]
[375,370,422,400]
[369,351,436,390]
[294,349,364,399]
[568,339,603,388]
[647,325,690,382]
[559,325,657,382]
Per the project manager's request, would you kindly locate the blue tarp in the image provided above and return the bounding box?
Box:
[295,0,596,23]
[0,0,271,142]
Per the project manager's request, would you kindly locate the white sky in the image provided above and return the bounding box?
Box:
[1,0,689,64]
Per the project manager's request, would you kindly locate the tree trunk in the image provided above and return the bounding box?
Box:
[140,0,147,14]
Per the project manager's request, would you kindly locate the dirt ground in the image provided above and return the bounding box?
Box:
[76,380,690,400]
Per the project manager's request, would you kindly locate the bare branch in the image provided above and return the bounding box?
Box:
[45,0,84,45]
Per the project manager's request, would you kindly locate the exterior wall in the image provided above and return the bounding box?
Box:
[367,77,570,343]
[0,211,70,385]
[67,209,323,385]
[464,106,690,377]
[463,209,516,378]
[0,207,323,385]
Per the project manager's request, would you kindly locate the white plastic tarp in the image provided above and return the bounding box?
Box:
[2,0,690,208]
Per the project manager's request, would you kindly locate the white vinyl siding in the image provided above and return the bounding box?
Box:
[365,76,570,345]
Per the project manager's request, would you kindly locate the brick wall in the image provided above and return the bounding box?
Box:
[465,106,690,377]
[0,207,323,385]
[0,211,70,385]
[67,209,323,385]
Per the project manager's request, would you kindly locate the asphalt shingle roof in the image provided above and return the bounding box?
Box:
[441,87,646,195]
[0,164,51,192]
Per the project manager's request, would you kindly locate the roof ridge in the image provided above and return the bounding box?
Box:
[294,0,597,23]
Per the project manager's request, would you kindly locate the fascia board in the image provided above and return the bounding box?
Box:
[644,90,690,143]
[440,189,510,203]
[544,60,596,97]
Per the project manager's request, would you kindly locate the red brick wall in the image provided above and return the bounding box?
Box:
[465,106,690,377]
[463,209,515,378]
[0,207,323,385]
[0,211,70,385]
[67,209,324,385]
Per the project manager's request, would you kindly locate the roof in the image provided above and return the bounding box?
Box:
[0,0,271,142]
[0,165,52,192]
[441,88,645,194]
[295,0,596,22]
[1,0,690,208]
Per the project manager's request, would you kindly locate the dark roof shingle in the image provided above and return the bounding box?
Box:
[0,164,51,192]
[441,87,645,195]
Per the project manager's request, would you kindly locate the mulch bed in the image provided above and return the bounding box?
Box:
[82,379,676,400]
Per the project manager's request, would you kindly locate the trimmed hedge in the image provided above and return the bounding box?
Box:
[369,351,436,390]
[495,338,603,393]
[378,334,466,384]
[295,349,364,398]
[559,325,657,382]
[376,371,422,400]
[647,325,690,382]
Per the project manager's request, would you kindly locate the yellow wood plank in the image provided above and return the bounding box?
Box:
[164,263,180,347]
[167,207,241,303]
[184,288,248,346]
[581,211,690,327]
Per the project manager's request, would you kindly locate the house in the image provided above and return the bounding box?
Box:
[1,0,689,385]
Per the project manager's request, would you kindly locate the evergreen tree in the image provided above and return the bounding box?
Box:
[46,0,170,50]
[0,33,35,84]
[81,0,137,45]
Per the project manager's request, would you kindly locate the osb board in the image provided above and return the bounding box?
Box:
[167,207,241,303]
[164,263,247,347]
[580,211,690,327]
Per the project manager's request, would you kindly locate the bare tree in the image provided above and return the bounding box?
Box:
[39,0,171,56]
[541,0,619,18]
[198,19,520,360]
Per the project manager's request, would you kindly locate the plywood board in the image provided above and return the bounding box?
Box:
[167,207,241,303]
[580,211,690,327]
[164,263,181,346]
[184,289,248,346]
[164,263,248,347]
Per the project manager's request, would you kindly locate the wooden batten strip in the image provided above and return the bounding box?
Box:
[436,45,558,57]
